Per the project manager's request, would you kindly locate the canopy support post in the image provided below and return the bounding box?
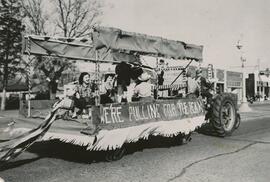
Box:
[155,57,159,99]
[94,50,100,106]
[27,37,32,117]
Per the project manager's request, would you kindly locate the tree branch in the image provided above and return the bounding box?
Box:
[57,0,67,36]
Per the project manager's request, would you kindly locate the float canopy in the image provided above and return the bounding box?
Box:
[23,26,203,63]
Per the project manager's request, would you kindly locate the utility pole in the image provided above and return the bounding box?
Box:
[256,59,260,101]
[236,40,251,112]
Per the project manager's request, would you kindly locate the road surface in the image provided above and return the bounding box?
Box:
[1,104,270,182]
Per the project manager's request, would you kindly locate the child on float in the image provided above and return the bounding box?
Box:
[133,72,154,102]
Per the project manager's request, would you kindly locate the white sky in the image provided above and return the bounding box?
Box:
[101,0,270,71]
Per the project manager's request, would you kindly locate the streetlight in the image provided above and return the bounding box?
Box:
[236,40,252,112]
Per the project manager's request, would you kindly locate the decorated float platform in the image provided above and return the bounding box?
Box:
[0,26,206,162]
[6,98,206,151]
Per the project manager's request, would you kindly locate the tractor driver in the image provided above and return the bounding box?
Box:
[186,70,200,98]
[195,69,213,101]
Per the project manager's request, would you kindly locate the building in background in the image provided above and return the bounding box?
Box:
[226,71,243,102]
[187,65,243,102]
[216,69,226,93]
[0,74,28,109]
[246,68,270,101]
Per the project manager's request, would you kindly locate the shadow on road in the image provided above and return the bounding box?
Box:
[0,157,41,172]
[125,135,187,154]
[25,135,187,163]
[27,140,102,163]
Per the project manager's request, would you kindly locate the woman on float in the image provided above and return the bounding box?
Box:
[100,73,115,104]
[72,72,95,118]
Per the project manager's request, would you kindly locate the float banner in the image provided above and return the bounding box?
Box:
[92,98,205,130]
[0,111,56,163]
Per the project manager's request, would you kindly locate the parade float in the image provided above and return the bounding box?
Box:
[0,27,240,163]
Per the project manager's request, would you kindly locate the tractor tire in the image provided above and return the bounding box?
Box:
[210,93,238,137]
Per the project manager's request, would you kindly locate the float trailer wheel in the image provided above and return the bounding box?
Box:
[105,147,126,162]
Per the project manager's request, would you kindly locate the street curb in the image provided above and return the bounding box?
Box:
[249,101,270,106]
[239,110,270,122]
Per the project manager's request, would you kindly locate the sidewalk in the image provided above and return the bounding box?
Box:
[239,110,270,121]
[240,100,270,121]
[249,100,270,106]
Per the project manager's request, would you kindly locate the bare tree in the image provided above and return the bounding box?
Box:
[54,0,103,37]
[20,0,49,35]
[33,57,72,99]
[21,0,104,100]
[21,0,104,37]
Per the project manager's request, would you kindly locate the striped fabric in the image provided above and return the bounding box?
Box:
[152,83,187,91]
[0,99,73,163]
[155,66,184,72]
[0,112,56,163]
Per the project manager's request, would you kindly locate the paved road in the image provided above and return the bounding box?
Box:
[1,104,270,182]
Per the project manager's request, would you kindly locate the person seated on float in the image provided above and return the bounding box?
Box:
[158,70,164,85]
[115,62,133,103]
[125,65,144,102]
[72,72,95,118]
[186,70,200,99]
[133,72,154,102]
[100,73,115,104]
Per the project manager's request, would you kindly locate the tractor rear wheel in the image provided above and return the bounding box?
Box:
[210,93,238,137]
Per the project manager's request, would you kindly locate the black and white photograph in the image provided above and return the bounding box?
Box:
[1,0,270,181]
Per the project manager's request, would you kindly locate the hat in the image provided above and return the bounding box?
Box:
[138,72,151,81]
